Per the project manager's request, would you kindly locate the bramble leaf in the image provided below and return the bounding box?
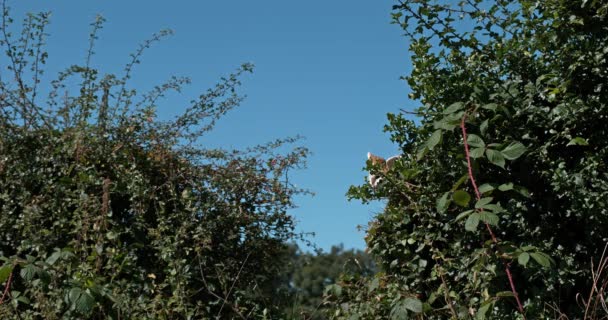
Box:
[426,130,443,150]
[467,134,485,148]
[485,149,505,168]
[465,213,480,231]
[501,141,527,160]
[470,147,485,158]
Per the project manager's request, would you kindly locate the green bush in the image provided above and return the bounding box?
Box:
[0,4,308,319]
[328,0,608,319]
[283,244,375,320]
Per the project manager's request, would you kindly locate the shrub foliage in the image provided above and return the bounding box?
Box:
[0,4,308,319]
[329,0,608,319]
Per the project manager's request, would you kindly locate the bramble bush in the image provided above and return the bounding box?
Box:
[327,0,608,319]
[0,3,309,319]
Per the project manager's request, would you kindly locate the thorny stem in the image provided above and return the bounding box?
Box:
[460,113,526,318]
[0,270,13,305]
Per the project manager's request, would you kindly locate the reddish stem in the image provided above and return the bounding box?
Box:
[460,114,525,318]
[0,270,13,305]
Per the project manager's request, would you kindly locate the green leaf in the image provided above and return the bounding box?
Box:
[518,252,530,266]
[390,301,410,320]
[46,250,62,265]
[20,264,37,281]
[480,119,489,136]
[443,102,464,114]
[75,290,95,314]
[403,297,423,313]
[476,301,492,319]
[498,183,514,191]
[15,295,30,305]
[567,137,589,146]
[530,252,551,268]
[436,192,450,213]
[451,174,469,192]
[426,130,443,150]
[416,146,428,161]
[485,149,505,168]
[515,186,530,198]
[434,119,457,131]
[465,213,480,231]
[368,277,380,292]
[467,134,485,148]
[0,264,13,283]
[470,147,485,159]
[501,141,527,160]
[452,190,471,207]
[455,210,474,221]
[475,197,493,208]
[480,204,504,213]
[479,211,499,226]
[478,184,495,194]
[324,284,342,297]
[482,103,498,111]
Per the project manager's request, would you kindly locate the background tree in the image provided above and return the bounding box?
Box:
[0,3,308,319]
[281,244,375,320]
[327,0,608,319]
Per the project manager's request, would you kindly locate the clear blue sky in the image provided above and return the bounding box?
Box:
[10,1,414,252]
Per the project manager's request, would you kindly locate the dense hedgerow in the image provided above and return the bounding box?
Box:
[327,1,608,319]
[0,4,308,319]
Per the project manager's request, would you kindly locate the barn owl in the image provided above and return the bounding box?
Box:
[367,152,401,188]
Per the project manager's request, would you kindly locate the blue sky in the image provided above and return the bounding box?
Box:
[10,1,414,252]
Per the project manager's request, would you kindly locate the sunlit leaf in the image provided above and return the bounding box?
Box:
[478,184,495,194]
[465,213,480,231]
[485,149,505,168]
[470,147,485,159]
[518,252,530,266]
[467,134,485,148]
[501,141,527,160]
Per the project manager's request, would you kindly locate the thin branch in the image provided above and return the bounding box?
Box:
[196,254,247,320]
[218,251,251,316]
